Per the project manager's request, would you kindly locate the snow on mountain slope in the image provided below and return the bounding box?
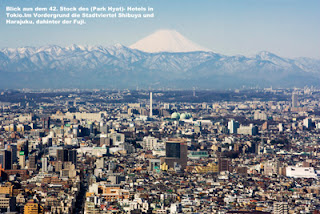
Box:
[255,51,293,68]
[130,29,211,53]
[0,44,319,74]
[293,57,320,73]
[0,41,320,88]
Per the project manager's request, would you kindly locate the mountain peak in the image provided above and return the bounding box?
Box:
[113,43,125,49]
[130,29,211,53]
[256,51,279,58]
[66,44,87,51]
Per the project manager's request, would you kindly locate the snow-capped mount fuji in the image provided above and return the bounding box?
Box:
[130,29,211,53]
[0,41,319,89]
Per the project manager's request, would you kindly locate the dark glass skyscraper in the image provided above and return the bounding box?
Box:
[57,149,77,166]
[166,142,181,158]
[0,150,12,170]
[162,139,188,170]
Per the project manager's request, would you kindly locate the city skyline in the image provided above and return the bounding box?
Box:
[0,88,320,213]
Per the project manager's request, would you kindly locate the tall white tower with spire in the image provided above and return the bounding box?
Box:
[150,92,153,117]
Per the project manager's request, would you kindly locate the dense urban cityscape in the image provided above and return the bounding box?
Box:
[0,88,320,214]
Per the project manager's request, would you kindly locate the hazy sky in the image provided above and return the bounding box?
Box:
[1,0,320,59]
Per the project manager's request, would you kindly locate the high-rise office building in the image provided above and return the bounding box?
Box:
[0,150,12,170]
[41,117,50,129]
[237,124,258,135]
[28,154,36,169]
[162,139,188,169]
[303,118,312,129]
[100,123,109,134]
[19,155,26,169]
[41,157,48,172]
[166,142,181,158]
[57,149,77,166]
[68,150,77,166]
[228,119,239,134]
[7,144,17,165]
[57,149,68,162]
[292,93,298,108]
[218,158,230,172]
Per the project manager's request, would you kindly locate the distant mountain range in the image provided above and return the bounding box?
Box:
[0,30,319,89]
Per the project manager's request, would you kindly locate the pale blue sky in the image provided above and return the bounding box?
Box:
[1,0,319,58]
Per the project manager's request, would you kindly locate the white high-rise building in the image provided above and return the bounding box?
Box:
[143,136,160,150]
[237,124,258,135]
[303,118,312,128]
[41,157,48,172]
[228,119,239,134]
[150,92,153,117]
[278,123,284,132]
